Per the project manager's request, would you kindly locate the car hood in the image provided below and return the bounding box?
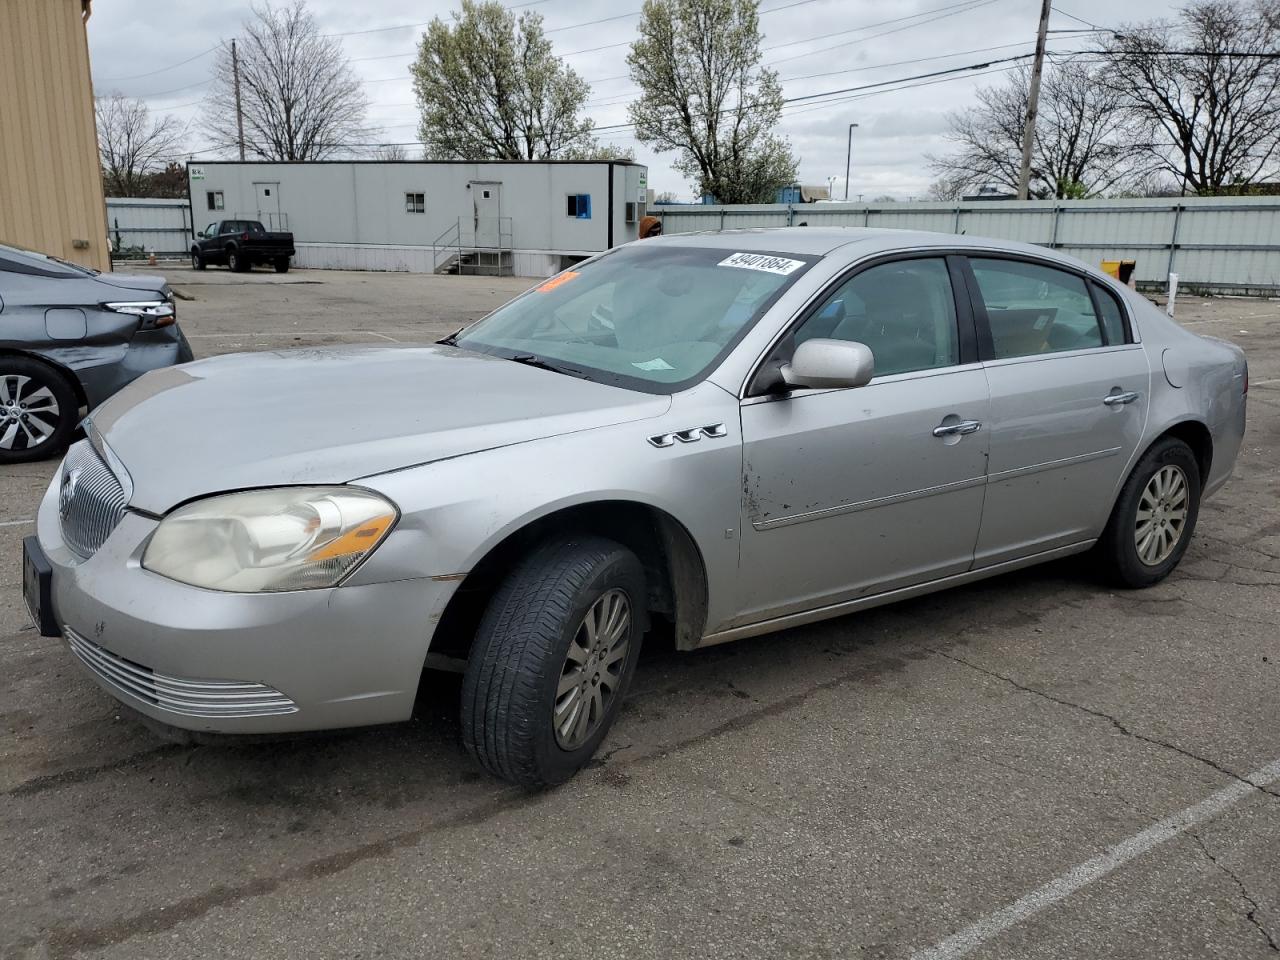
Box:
[90,344,670,513]
[94,271,170,297]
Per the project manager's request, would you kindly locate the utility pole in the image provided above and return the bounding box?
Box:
[844,122,859,201]
[1016,0,1052,200]
[232,38,247,160]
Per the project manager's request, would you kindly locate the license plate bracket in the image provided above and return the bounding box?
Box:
[22,536,60,638]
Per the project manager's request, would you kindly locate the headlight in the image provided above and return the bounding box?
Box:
[142,487,398,593]
[106,300,175,328]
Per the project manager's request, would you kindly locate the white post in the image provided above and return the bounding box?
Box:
[1166,273,1179,317]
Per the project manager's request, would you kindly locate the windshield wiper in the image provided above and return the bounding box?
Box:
[438,326,464,346]
[506,354,585,377]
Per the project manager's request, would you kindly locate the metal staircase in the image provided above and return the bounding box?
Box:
[431,216,513,276]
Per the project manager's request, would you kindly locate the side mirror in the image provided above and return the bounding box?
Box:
[780,338,875,390]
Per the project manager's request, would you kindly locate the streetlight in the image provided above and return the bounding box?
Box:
[844,122,859,202]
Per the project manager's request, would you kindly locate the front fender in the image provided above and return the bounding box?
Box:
[351,384,745,633]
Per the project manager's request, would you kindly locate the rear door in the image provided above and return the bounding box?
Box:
[735,255,990,626]
[963,255,1150,566]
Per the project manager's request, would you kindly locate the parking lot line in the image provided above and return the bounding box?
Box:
[0,518,34,527]
[913,758,1280,960]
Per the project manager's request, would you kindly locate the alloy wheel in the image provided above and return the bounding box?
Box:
[553,588,631,750]
[1135,464,1188,566]
[0,374,60,452]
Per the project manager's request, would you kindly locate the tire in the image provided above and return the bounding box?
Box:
[1096,436,1201,588]
[191,249,206,271]
[274,258,290,273]
[0,357,79,464]
[461,536,646,789]
[227,248,245,272]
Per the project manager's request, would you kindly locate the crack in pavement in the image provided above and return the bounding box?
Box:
[927,647,1280,803]
[1192,832,1280,953]
[1,744,192,798]
[37,787,527,959]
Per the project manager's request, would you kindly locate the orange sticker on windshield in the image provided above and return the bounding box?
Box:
[536,271,580,292]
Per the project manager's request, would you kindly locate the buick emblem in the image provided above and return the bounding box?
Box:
[59,468,81,521]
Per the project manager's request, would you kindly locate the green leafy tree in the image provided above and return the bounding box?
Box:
[627,0,797,203]
[411,0,615,160]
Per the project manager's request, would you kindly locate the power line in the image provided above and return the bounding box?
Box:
[96,44,219,83]
[590,51,1041,132]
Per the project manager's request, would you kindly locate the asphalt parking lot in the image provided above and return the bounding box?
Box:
[2,265,1278,960]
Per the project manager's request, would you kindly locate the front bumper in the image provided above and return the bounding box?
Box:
[35,477,457,735]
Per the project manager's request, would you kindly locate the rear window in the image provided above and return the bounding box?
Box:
[454,244,815,393]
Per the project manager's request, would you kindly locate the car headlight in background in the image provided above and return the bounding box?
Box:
[142,487,398,592]
[106,300,176,329]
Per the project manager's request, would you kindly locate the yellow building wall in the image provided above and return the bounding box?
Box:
[0,0,109,271]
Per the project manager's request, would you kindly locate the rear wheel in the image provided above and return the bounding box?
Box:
[0,358,78,464]
[1096,436,1201,588]
[461,536,645,788]
[190,248,205,270]
[274,257,290,273]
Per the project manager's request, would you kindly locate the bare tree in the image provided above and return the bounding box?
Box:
[929,61,1139,199]
[203,1,371,160]
[371,143,409,161]
[410,0,601,160]
[96,94,185,197]
[627,0,797,203]
[1100,0,1280,193]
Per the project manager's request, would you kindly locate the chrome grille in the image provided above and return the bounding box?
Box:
[66,629,297,718]
[59,441,127,558]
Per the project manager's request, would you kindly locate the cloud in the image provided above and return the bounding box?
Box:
[88,0,1173,198]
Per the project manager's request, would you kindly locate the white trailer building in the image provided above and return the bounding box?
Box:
[185,160,649,277]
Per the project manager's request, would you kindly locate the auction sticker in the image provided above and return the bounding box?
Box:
[718,252,805,275]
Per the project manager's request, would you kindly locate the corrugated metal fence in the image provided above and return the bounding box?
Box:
[656,196,1280,293]
[105,198,191,257]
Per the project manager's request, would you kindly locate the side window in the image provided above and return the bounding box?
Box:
[203,222,217,238]
[206,190,224,211]
[793,258,959,377]
[969,258,1104,358]
[1090,281,1130,345]
[405,192,425,214]
[566,194,591,219]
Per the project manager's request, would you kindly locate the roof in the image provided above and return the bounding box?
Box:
[648,226,1096,272]
[188,159,645,168]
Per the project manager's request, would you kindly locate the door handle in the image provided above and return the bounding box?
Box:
[933,420,982,437]
[1103,391,1140,406]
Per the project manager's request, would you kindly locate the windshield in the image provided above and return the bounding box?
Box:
[453,243,815,393]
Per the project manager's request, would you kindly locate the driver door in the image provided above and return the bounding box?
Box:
[735,256,991,627]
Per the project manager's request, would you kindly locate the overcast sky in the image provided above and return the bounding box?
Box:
[87,0,1179,199]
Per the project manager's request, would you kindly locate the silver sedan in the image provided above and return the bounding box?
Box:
[25,228,1248,787]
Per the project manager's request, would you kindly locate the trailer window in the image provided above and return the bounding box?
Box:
[566,194,591,219]
[206,191,224,211]
[405,192,425,214]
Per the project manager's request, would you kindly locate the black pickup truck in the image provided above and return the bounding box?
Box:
[191,219,296,273]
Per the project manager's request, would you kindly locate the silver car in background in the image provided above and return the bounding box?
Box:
[0,241,191,463]
[25,228,1247,788]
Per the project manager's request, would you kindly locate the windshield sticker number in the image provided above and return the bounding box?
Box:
[633,357,675,371]
[536,271,580,293]
[718,252,805,275]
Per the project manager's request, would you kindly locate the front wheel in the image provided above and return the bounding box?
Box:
[461,536,646,789]
[1096,436,1201,588]
[0,358,79,464]
[191,249,206,270]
